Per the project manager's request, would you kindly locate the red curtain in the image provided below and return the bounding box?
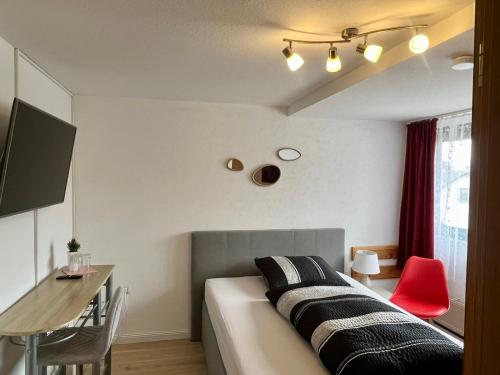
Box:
[398,118,437,268]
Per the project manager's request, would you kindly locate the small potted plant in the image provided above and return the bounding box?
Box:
[67,238,81,272]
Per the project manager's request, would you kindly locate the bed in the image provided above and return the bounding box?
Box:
[191,229,462,375]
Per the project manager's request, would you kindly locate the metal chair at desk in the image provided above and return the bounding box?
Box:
[38,286,125,375]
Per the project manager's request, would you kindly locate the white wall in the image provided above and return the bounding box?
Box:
[73,96,405,341]
[16,54,74,282]
[0,37,73,375]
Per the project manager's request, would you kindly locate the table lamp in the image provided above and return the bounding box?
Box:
[352,250,380,287]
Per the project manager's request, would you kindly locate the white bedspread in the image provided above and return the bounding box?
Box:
[204,274,462,375]
[205,276,331,375]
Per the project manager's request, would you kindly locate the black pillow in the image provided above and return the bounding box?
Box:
[254,256,350,291]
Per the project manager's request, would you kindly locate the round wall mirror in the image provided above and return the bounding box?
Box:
[252,165,281,186]
[277,148,301,161]
[227,158,244,171]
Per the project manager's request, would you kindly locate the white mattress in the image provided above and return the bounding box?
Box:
[205,274,462,375]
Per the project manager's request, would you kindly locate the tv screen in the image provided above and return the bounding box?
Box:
[0,98,76,218]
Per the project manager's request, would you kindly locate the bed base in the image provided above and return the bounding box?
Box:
[202,301,228,375]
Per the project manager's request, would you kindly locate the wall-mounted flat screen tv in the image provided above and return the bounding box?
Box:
[0,98,76,218]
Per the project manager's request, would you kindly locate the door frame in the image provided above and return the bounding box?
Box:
[463,0,500,373]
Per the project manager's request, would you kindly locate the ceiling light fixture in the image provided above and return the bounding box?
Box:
[283,24,428,72]
[326,46,342,72]
[282,43,304,71]
[452,55,474,71]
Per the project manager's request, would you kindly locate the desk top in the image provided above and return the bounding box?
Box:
[0,265,114,336]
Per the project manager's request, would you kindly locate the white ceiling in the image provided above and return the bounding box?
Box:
[0,0,472,108]
[297,29,474,121]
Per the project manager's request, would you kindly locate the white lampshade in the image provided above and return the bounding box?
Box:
[287,52,304,71]
[282,46,304,72]
[326,46,342,73]
[409,34,429,54]
[364,44,383,63]
[352,250,380,275]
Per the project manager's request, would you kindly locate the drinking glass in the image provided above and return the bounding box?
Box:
[80,253,92,276]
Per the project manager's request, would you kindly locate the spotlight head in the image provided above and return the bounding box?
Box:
[356,42,382,63]
[356,43,367,54]
[326,46,342,73]
[409,34,429,54]
[282,46,304,71]
[364,44,383,63]
[282,46,293,59]
[328,46,338,60]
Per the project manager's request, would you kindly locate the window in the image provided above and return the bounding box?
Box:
[434,112,472,303]
[458,188,469,203]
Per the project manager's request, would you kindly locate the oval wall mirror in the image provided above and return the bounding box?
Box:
[277,148,301,161]
[227,158,244,171]
[252,165,281,186]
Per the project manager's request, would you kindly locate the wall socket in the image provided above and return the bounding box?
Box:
[124,286,132,294]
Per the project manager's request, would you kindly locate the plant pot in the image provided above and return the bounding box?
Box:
[68,252,81,273]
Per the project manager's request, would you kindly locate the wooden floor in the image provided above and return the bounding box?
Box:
[110,340,207,374]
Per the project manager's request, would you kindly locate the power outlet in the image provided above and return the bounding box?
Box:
[124,286,132,295]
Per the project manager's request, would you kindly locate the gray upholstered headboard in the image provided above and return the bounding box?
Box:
[190,228,345,341]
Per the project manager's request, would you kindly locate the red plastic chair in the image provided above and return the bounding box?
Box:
[390,256,450,319]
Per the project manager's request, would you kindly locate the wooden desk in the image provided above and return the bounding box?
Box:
[0,265,114,375]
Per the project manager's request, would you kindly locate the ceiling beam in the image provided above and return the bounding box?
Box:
[287,4,475,116]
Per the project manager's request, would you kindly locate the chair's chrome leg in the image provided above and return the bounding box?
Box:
[92,361,100,375]
[25,335,39,375]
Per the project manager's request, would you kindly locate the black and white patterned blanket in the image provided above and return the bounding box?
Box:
[268,285,463,375]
